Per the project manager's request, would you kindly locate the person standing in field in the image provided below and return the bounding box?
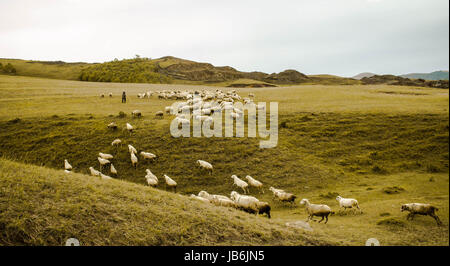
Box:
[122,91,127,103]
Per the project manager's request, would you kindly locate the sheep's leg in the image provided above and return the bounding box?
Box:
[324,214,329,224]
[318,216,325,223]
[409,213,416,220]
[430,213,442,226]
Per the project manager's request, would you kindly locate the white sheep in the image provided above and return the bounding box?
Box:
[128,144,137,154]
[107,122,118,130]
[165,106,172,114]
[196,160,213,174]
[190,194,210,203]
[99,152,113,160]
[245,175,264,193]
[198,191,235,207]
[336,196,362,214]
[230,191,259,214]
[131,110,142,118]
[155,111,164,118]
[130,152,138,169]
[163,174,177,192]
[126,123,134,134]
[100,173,113,180]
[98,157,110,170]
[111,139,122,146]
[231,175,249,194]
[140,151,157,160]
[110,164,117,175]
[89,167,101,177]
[401,203,442,225]
[300,199,334,224]
[269,186,296,203]
[64,159,72,171]
[145,172,158,187]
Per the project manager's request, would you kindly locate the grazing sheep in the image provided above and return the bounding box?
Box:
[111,139,122,146]
[107,122,118,130]
[269,186,296,204]
[140,151,157,160]
[101,93,105,98]
[64,159,72,171]
[196,160,213,174]
[98,157,110,170]
[89,167,101,177]
[231,175,249,194]
[99,152,113,160]
[190,194,211,203]
[165,106,172,114]
[145,170,158,187]
[128,144,137,154]
[336,196,361,214]
[126,123,134,134]
[401,203,442,225]
[248,93,255,97]
[130,152,138,169]
[230,191,259,215]
[109,92,112,97]
[198,191,235,207]
[110,164,117,175]
[155,111,164,118]
[100,173,113,180]
[131,110,142,118]
[245,175,264,193]
[300,199,334,224]
[163,174,177,192]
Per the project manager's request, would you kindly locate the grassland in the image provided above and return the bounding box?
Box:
[0,75,448,246]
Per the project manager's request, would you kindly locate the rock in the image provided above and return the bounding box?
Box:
[285,221,313,232]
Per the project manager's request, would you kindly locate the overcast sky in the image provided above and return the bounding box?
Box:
[0,0,448,77]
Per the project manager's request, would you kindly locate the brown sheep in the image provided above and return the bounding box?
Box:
[401,203,442,225]
[238,201,271,219]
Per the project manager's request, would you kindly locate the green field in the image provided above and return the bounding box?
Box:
[0,75,448,246]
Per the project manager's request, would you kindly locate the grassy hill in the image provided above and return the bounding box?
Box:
[0,158,329,246]
[0,57,361,86]
[0,75,448,245]
[401,71,449,81]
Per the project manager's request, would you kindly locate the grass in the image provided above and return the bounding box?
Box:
[0,159,329,246]
[0,75,448,246]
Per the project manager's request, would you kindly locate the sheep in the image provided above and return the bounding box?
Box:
[230,191,259,214]
[109,92,112,97]
[131,110,142,118]
[140,151,157,160]
[163,174,177,192]
[111,139,122,146]
[155,111,164,118]
[231,175,249,194]
[165,106,172,114]
[128,144,137,154]
[401,203,442,225]
[145,171,158,187]
[89,167,101,177]
[107,122,118,130]
[196,160,213,174]
[101,93,105,98]
[126,123,134,134]
[130,152,138,169]
[248,93,255,97]
[300,199,334,224]
[245,175,264,193]
[100,173,113,180]
[336,196,361,214]
[269,186,296,204]
[197,191,235,207]
[110,164,117,175]
[240,201,271,219]
[98,157,110,170]
[64,159,72,171]
[190,194,210,203]
[99,152,113,160]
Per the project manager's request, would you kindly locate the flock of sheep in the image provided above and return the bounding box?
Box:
[63,89,444,226]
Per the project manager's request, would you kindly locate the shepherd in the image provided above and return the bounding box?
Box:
[122,91,127,103]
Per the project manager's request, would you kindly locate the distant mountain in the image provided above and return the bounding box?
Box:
[352,72,376,80]
[400,71,449,81]
[361,75,448,89]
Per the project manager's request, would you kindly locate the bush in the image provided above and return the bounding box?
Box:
[382,186,405,194]
[118,111,126,118]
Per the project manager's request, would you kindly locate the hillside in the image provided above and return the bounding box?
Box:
[401,71,449,81]
[361,74,449,88]
[0,75,448,245]
[0,158,330,246]
[0,57,360,86]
